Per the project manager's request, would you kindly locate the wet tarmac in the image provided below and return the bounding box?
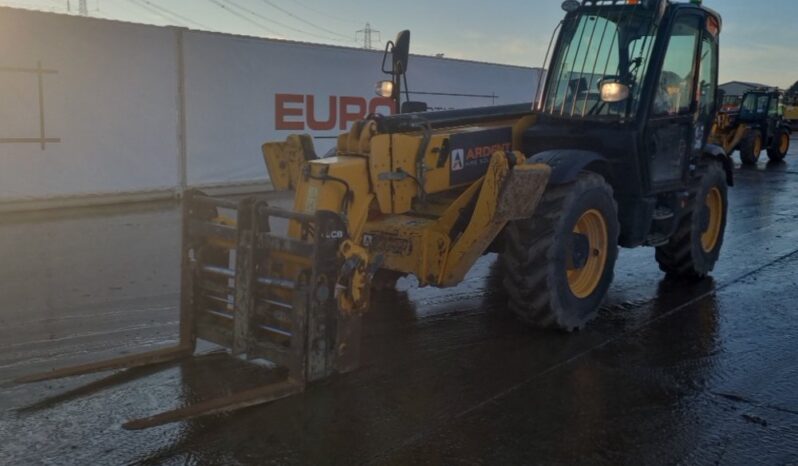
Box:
[2,146,798,465]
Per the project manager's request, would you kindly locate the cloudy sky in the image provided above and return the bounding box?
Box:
[4,0,797,88]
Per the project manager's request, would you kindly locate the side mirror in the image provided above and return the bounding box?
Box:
[401,101,428,114]
[392,30,411,75]
[600,81,630,103]
[379,30,411,109]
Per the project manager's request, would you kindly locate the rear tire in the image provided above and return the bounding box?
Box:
[500,173,620,331]
[740,130,762,165]
[656,161,728,280]
[767,130,790,162]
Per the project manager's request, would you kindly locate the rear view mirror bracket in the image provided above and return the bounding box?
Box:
[381,40,396,75]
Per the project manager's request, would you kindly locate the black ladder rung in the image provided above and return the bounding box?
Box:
[202,266,295,290]
[202,265,235,278]
[202,293,233,307]
[205,308,234,320]
[256,276,297,290]
[257,298,293,310]
[257,324,293,338]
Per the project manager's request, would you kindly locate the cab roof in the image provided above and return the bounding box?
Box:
[579,0,722,30]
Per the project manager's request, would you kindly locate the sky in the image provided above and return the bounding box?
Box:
[3,0,797,88]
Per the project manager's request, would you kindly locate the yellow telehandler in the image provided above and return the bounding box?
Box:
[17,0,732,429]
[709,88,792,164]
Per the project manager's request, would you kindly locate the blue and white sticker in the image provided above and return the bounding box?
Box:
[448,127,513,185]
[451,149,465,171]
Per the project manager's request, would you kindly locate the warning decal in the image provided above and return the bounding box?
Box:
[449,127,513,185]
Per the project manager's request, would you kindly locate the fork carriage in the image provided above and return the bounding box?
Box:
[17,189,362,429]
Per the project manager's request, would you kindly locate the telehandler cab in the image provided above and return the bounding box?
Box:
[17,0,732,429]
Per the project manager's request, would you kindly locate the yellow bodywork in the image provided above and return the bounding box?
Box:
[785,105,798,123]
[261,114,550,313]
[708,111,749,154]
[262,134,316,191]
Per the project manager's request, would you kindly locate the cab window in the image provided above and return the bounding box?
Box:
[653,16,700,116]
[740,94,770,119]
[768,95,781,117]
[697,34,717,118]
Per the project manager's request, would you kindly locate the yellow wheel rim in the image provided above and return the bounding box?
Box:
[701,187,723,253]
[567,209,608,299]
[753,134,762,158]
[780,133,790,154]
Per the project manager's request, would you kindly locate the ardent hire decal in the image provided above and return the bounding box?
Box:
[449,127,513,185]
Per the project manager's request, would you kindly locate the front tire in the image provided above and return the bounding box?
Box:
[767,130,790,162]
[500,173,620,331]
[740,129,762,165]
[656,161,728,280]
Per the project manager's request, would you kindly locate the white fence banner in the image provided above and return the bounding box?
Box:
[0,8,180,201]
[183,31,541,186]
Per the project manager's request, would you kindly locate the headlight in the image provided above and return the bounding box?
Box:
[376,80,394,98]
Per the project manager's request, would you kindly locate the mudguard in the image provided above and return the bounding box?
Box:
[702,143,734,187]
[527,150,609,185]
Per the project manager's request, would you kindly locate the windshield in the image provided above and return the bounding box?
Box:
[722,95,741,111]
[739,93,771,120]
[542,7,659,120]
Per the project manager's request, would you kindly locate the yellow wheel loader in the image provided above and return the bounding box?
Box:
[17,0,733,429]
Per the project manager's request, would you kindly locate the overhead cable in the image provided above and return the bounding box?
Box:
[221,0,352,43]
[208,0,285,38]
[286,0,362,25]
[257,0,353,40]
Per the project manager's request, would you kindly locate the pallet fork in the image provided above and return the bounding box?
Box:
[15,189,361,430]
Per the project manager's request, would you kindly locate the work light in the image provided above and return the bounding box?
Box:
[376,80,395,98]
[600,81,631,103]
[561,0,579,12]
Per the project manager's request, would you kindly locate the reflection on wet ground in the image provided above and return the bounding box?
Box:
[2,150,798,464]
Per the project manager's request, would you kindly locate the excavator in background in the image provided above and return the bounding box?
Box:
[16,0,732,430]
[709,88,792,164]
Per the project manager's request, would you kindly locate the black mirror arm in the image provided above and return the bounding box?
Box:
[381,40,395,75]
[402,72,411,104]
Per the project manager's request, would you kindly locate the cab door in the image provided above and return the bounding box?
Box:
[644,13,703,191]
[694,26,720,158]
[766,94,782,143]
